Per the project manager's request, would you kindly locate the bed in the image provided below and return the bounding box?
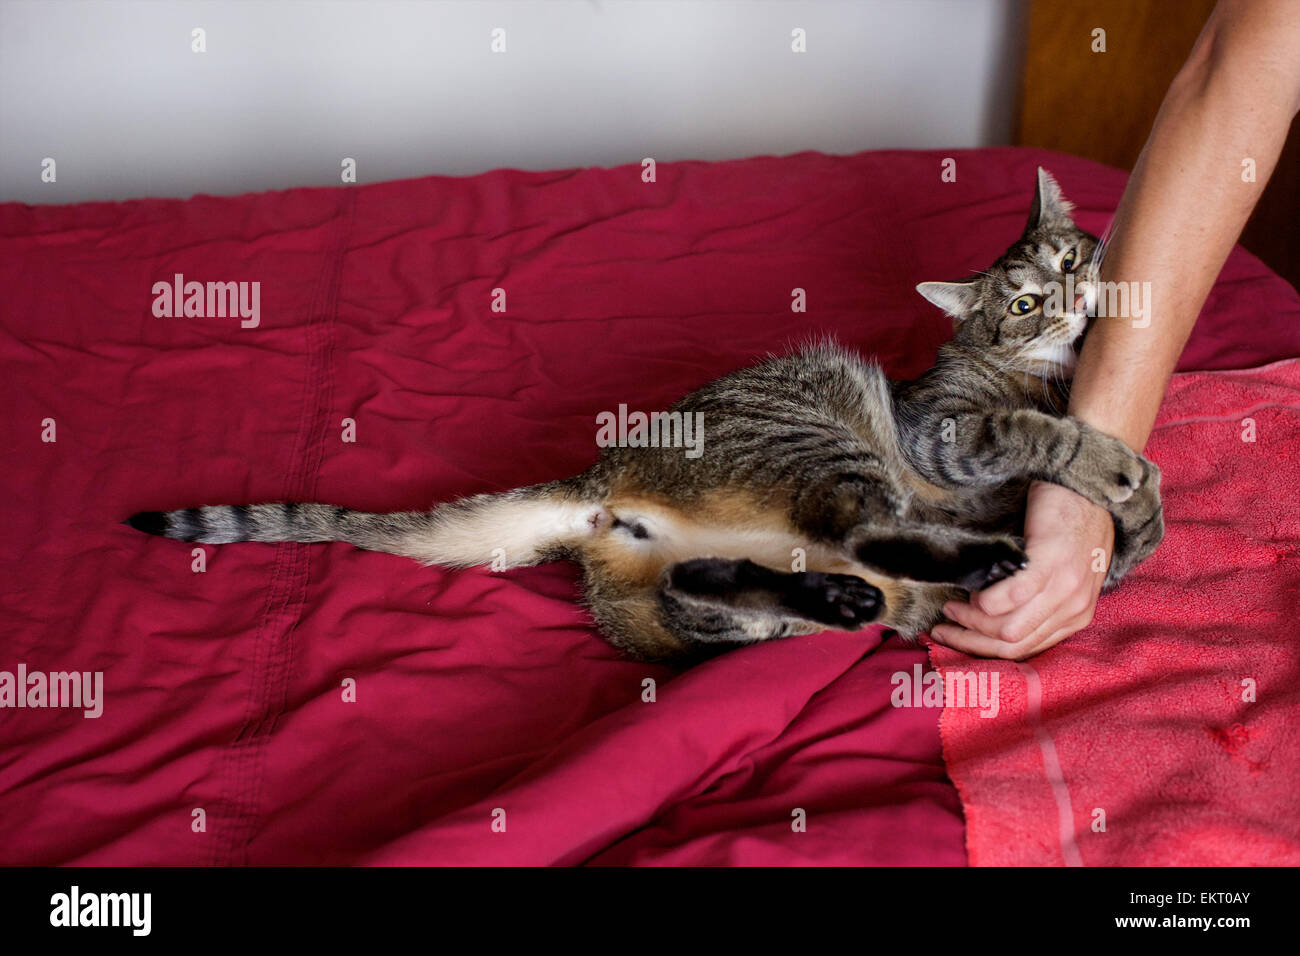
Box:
[2,147,1297,865]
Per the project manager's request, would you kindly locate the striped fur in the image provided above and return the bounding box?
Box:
[128,482,595,569]
[127,169,1163,664]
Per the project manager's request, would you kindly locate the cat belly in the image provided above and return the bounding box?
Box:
[582,489,929,632]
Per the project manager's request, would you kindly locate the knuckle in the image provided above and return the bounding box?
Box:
[946,606,973,628]
[1061,571,1086,593]
[1064,594,1090,618]
[999,623,1028,643]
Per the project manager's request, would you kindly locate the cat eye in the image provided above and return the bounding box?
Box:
[1009,294,1041,316]
[1061,248,1078,272]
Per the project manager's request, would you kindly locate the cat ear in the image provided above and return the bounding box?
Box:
[916,280,979,320]
[1026,166,1075,232]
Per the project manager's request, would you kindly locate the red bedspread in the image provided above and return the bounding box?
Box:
[2,148,1297,865]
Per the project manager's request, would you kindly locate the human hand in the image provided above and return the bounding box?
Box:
[930,481,1113,659]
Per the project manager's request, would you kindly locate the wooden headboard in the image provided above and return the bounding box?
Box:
[1015,0,1298,290]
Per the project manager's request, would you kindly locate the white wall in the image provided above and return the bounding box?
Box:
[0,0,1024,204]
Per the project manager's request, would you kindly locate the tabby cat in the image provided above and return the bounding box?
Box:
[127,169,1164,664]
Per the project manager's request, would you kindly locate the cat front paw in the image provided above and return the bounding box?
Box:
[1075,429,1146,504]
[1099,448,1144,504]
[1107,458,1164,585]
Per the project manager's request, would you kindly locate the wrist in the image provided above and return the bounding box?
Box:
[1067,335,1167,453]
[1028,479,1112,521]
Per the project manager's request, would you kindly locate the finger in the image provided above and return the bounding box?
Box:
[973,564,1049,616]
[943,591,1059,644]
[1003,609,1071,656]
[941,600,1004,637]
[930,624,1034,659]
[1031,612,1094,656]
[986,608,1093,661]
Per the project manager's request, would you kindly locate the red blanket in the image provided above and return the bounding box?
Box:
[2,148,1296,865]
[932,358,1300,866]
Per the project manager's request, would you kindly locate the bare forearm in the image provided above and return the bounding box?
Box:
[1069,0,1300,452]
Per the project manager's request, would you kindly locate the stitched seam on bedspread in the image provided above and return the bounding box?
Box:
[208,193,355,865]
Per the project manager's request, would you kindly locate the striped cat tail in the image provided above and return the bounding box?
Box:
[125,481,601,569]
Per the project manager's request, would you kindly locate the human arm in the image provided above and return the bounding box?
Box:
[933,0,1300,658]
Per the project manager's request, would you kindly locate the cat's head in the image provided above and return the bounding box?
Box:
[917,167,1100,378]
